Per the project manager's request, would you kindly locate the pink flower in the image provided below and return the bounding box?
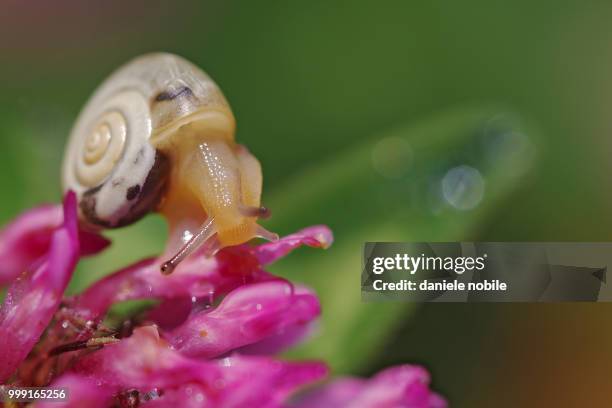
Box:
[294,366,447,408]
[166,281,320,358]
[69,226,331,321]
[71,326,328,407]
[38,374,111,408]
[0,193,108,382]
[0,201,109,286]
[0,194,446,407]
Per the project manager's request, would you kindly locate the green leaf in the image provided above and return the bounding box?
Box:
[264,106,537,374]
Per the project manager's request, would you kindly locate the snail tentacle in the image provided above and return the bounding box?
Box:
[161,217,217,275]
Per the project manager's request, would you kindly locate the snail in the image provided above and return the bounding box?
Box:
[62,53,277,274]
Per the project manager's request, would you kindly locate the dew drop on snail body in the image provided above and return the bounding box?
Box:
[62,53,277,274]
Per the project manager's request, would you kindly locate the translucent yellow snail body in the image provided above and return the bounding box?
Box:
[62,53,277,274]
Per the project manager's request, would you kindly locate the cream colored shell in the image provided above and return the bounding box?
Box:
[62,53,233,228]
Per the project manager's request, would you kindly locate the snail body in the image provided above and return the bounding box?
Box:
[62,53,276,273]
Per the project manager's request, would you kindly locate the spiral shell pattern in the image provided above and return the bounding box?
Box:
[62,53,232,228]
[75,110,127,186]
[63,87,157,227]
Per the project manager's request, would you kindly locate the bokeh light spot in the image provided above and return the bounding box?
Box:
[441,165,485,210]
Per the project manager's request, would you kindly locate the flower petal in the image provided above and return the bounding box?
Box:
[236,318,316,355]
[254,225,333,265]
[76,230,111,258]
[294,365,447,408]
[204,355,327,408]
[0,192,80,383]
[0,204,110,286]
[70,226,332,320]
[0,204,61,285]
[146,297,195,330]
[166,281,321,358]
[292,378,364,407]
[73,326,215,389]
[73,326,327,407]
[37,374,112,408]
[143,355,328,408]
[70,255,274,321]
[141,354,328,408]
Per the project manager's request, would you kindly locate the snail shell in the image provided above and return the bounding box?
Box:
[62,53,234,229]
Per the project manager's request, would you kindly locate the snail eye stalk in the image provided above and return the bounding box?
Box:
[239,205,272,219]
[160,217,218,275]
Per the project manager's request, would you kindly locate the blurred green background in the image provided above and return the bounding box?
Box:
[1,1,612,406]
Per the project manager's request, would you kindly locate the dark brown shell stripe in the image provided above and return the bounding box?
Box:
[80,151,169,228]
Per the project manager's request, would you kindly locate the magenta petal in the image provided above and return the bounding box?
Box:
[70,226,332,321]
[0,204,61,285]
[73,326,327,406]
[0,204,110,286]
[293,378,364,407]
[73,326,216,389]
[355,365,446,408]
[70,257,158,319]
[142,355,327,408]
[0,192,80,382]
[37,374,112,408]
[146,297,195,330]
[166,281,320,358]
[295,365,447,408]
[70,255,275,321]
[254,225,333,265]
[207,355,328,407]
[77,229,111,257]
[139,383,212,408]
[236,320,315,355]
